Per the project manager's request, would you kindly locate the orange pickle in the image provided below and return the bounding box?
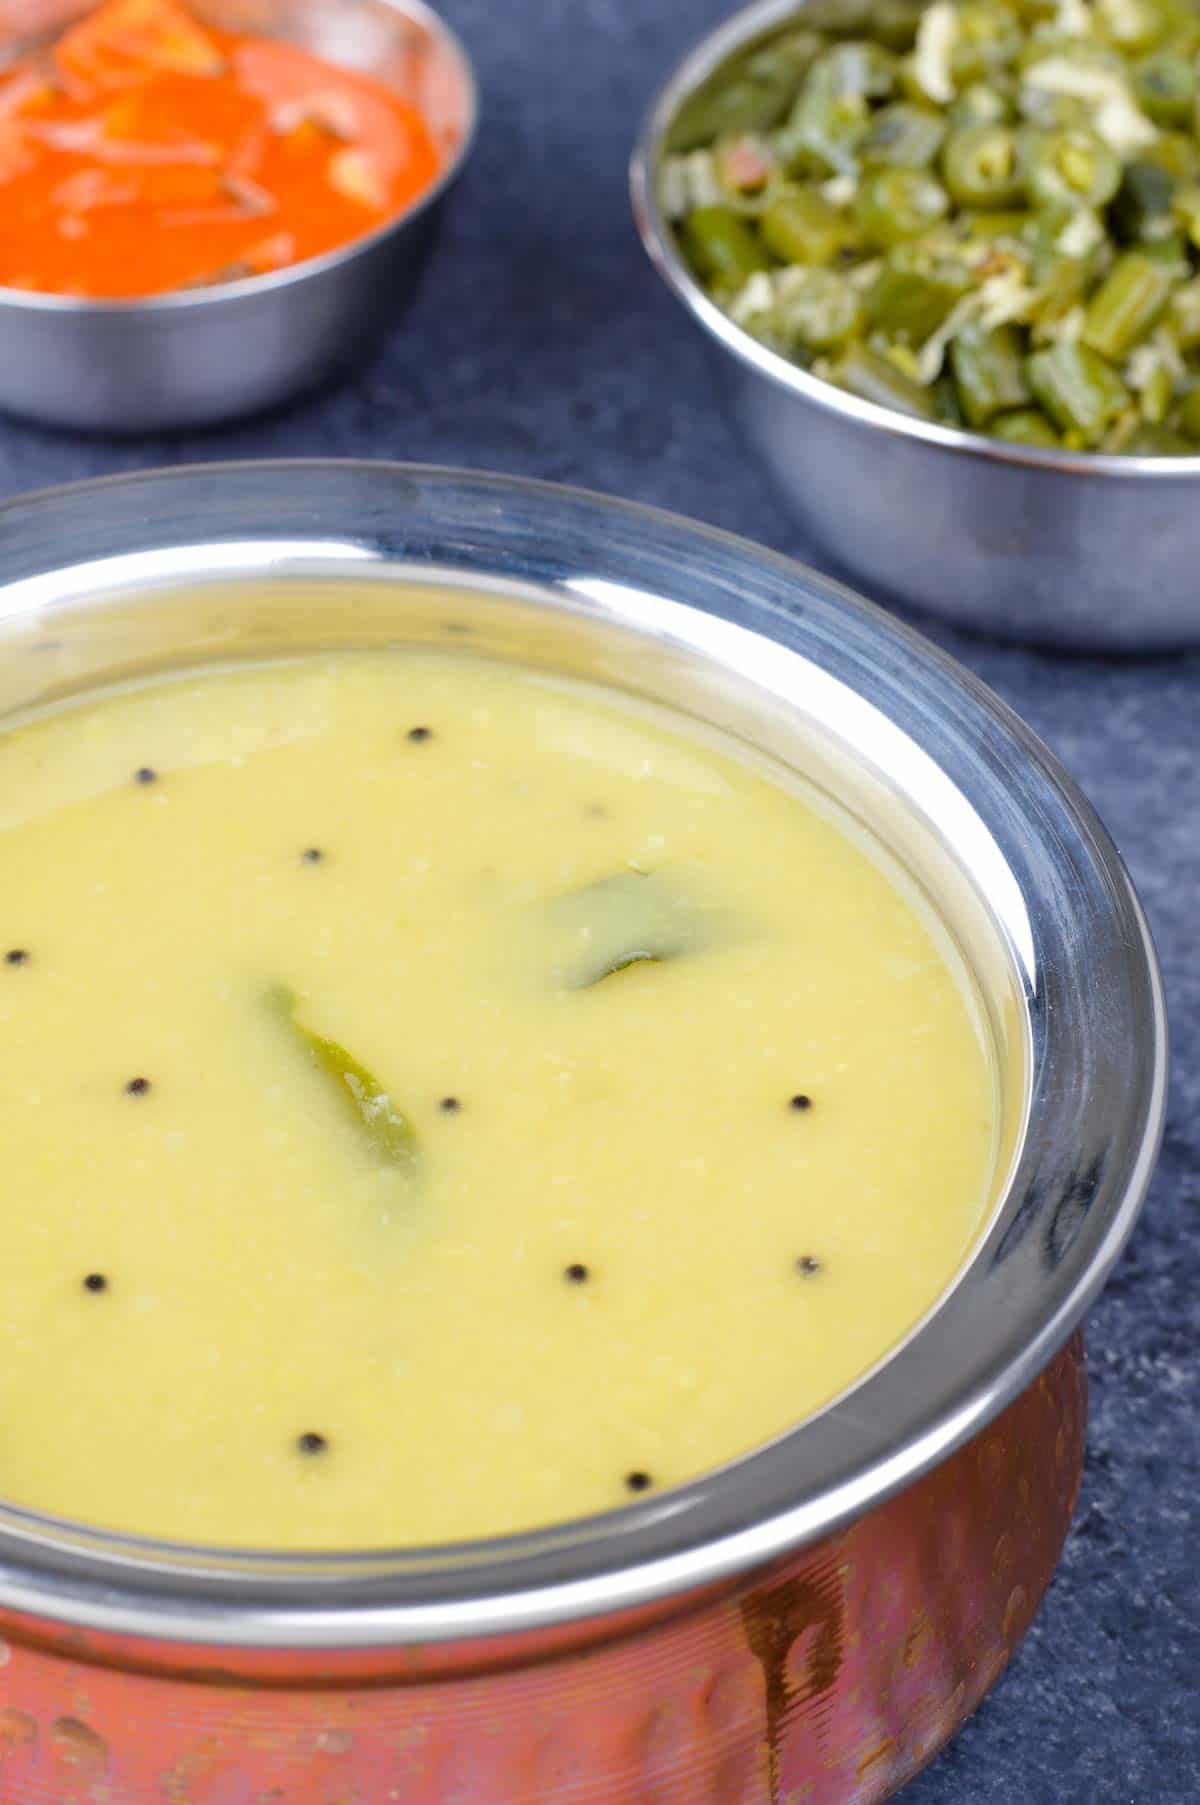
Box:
[0,0,442,297]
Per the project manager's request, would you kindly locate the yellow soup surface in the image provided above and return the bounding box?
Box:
[0,647,996,1547]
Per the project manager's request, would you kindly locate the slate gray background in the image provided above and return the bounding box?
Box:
[0,0,1195,1796]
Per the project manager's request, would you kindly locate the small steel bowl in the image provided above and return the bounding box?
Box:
[0,0,476,431]
[0,462,1166,1803]
[631,0,1200,652]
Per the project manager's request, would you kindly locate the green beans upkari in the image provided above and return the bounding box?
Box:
[665,0,1200,453]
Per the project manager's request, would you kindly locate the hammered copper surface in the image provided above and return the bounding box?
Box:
[0,1335,1085,1805]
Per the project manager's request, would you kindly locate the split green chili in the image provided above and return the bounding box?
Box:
[268,984,419,1170]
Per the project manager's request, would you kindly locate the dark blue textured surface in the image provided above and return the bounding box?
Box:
[0,1,1196,1795]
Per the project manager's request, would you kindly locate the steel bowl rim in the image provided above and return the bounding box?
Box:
[0,0,478,317]
[0,458,1168,1650]
[630,0,1200,481]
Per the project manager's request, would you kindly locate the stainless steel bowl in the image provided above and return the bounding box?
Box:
[0,0,477,431]
[631,0,1200,652]
[0,462,1166,1802]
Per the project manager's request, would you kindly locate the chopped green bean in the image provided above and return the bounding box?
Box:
[772,39,895,174]
[682,206,769,285]
[785,268,867,347]
[761,188,858,263]
[961,205,1031,237]
[949,323,1032,424]
[1027,340,1130,442]
[779,98,867,175]
[818,39,900,99]
[1081,251,1172,357]
[1024,130,1122,210]
[1028,253,1094,325]
[941,123,1025,206]
[1095,0,1169,54]
[669,78,791,156]
[742,27,828,73]
[991,406,1061,445]
[1133,46,1196,124]
[861,101,947,166]
[854,165,949,243]
[867,247,972,337]
[1136,357,1174,422]
[833,341,937,414]
[666,31,823,152]
[951,4,1023,83]
[950,81,1014,126]
[777,43,895,173]
[1114,422,1193,452]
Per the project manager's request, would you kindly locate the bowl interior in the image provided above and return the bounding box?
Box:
[0,462,1165,1646]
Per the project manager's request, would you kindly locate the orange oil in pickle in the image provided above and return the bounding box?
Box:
[0,0,442,298]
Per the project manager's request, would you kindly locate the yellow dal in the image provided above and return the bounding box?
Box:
[0,649,995,1547]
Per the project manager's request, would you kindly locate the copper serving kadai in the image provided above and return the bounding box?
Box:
[0,463,1166,1804]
